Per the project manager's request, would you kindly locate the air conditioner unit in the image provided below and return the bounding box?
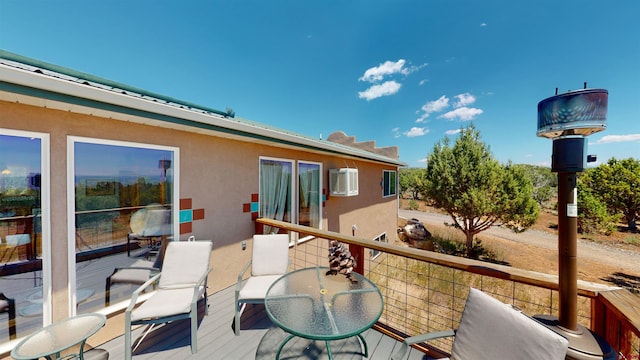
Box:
[329,168,358,197]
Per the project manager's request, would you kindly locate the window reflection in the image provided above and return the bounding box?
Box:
[72,140,175,313]
[0,133,44,341]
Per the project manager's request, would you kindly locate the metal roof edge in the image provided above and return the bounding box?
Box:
[0,49,234,118]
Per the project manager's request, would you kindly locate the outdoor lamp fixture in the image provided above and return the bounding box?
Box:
[535,85,615,360]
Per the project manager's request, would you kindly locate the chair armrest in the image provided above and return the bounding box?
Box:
[115,266,159,271]
[391,329,456,360]
[125,273,162,314]
[110,266,160,276]
[191,268,213,303]
[235,260,252,292]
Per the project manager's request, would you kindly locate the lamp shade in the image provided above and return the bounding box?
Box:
[537,88,608,139]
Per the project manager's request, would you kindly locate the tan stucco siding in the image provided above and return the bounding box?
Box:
[0,99,399,308]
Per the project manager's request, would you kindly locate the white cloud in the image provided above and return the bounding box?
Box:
[358,81,402,101]
[405,127,428,137]
[595,134,640,144]
[419,79,428,86]
[359,59,407,83]
[480,22,487,27]
[422,95,450,113]
[357,59,426,101]
[414,95,449,122]
[445,129,462,135]
[418,158,427,163]
[440,107,483,121]
[454,93,476,108]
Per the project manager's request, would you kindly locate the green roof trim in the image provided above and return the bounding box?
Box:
[0,49,234,118]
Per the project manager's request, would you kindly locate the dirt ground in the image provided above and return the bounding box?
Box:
[399,200,640,290]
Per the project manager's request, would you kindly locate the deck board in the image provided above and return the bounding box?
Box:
[95,284,429,360]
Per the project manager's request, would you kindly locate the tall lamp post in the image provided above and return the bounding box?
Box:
[535,85,615,360]
[158,159,171,205]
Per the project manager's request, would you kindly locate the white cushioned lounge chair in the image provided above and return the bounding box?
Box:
[124,238,212,360]
[234,233,289,336]
[391,287,569,360]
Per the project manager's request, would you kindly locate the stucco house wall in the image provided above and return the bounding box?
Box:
[0,51,403,350]
[0,98,400,287]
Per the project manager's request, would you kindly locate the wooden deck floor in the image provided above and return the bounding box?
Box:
[95,284,428,360]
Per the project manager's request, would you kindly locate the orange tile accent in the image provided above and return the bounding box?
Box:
[180,198,192,210]
[180,222,192,234]
[193,208,205,220]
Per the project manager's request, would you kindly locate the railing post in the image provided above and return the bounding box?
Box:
[255,221,264,235]
[591,296,606,341]
[349,225,365,275]
[349,244,365,275]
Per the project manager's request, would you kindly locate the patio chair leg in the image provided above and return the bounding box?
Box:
[105,277,112,307]
[125,317,132,360]
[8,299,16,340]
[191,302,198,353]
[234,303,246,336]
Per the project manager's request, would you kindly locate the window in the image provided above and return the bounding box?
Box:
[298,162,321,229]
[370,232,387,260]
[383,170,397,197]
[259,158,293,234]
[68,137,178,314]
[259,158,322,235]
[0,129,50,340]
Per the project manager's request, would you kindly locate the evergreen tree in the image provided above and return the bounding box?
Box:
[423,124,539,257]
[580,158,640,232]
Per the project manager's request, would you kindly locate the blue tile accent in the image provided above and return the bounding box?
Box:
[180,209,193,223]
[250,202,259,212]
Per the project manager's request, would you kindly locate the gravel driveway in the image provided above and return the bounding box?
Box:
[399,209,640,281]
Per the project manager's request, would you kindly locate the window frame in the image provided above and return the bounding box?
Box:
[259,157,323,244]
[370,232,387,260]
[66,136,179,315]
[297,161,322,230]
[258,157,294,227]
[382,169,397,198]
[0,128,51,330]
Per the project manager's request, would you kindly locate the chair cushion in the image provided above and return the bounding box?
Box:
[109,260,155,284]
[131,287,204,321]
[450,288,568,360]
[237,275,283,301]
[251,234,289,276]
[159,240,212,289]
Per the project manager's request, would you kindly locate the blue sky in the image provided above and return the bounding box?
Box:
[1,1,638,167]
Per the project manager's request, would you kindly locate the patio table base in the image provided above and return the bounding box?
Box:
[275,332,368,360]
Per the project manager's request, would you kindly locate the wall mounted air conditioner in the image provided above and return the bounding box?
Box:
[329,168,358,196]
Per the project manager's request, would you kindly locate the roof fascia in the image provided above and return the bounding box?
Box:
[0,63,405,167]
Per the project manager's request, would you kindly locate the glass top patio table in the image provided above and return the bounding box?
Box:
[11,313,106,360]
[264,266,383,359]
